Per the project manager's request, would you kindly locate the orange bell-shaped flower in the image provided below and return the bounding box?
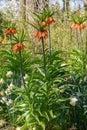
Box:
[12,43,26,52]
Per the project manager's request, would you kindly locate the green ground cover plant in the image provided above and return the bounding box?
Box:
[0,4,87,130]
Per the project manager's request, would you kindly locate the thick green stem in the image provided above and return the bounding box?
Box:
[48,25,52,55]
[41,38,46,75]
[19,51,26,88]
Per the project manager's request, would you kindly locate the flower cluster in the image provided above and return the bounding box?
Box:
[0,82,14,106]
[32,10,55,39]
[71,23,86,30]
[41,17,55,27]
[70,15,86,30]
[34,31,48,39]
[12,43,26,52]
[5,27,17,35]
[0,71,14,107]
[33,17,55,39]
[45,17,55,25]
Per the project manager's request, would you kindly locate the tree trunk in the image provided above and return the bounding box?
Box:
[43,0,49,9]
[19,0,49,21]
[26,0,34,21]
[36,0,49,11]
[66,0,70,18]
[63,0,66,12]
[19,0,26,20]
[83,0,87,10]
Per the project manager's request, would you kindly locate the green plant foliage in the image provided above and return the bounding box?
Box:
[0,49,33,88]
[68,49,86,81]
[70,15,87,24]
[10,50,70,130]
[0,5,87,130]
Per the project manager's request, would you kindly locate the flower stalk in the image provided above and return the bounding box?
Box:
[80,30,83,48]
[48,25,52,55]
[86,30,87,83]
[19,51,26,89]
[75,30,79,49]
[10,34,13,50]
[41,38,46,75]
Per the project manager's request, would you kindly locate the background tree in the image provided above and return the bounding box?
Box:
[19,0,49,21]
[83,0,87,11]
[19,0,26,20]
[62,0,66,11]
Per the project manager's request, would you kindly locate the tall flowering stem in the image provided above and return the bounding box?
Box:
[47,17,55,55]
[75,30,79,49]
[19,51,26,89]
[10,34,13,49]
[13,43,26,88]
[86,30,87,83]
[12,30,26,88]
[34,30,47,75]
[31,10,55,74]
[70,15,86,49]
[48,25,52,55]
[80,30,83,48]
[42,38,46,75]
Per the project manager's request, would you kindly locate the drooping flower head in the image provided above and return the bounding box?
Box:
[5,22,17,36]
[70,15,86,30]
[31,9,55,39]
[46,17,55,25]
[12,30,26,52]
[12,43,26,52]
[34,31,48,39]
[71,23,86,30]
[5,27,17,35]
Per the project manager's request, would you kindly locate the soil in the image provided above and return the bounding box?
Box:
[0,125,15,130]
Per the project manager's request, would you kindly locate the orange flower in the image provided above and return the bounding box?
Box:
[12,43,26,52]
[79,24,86,30]
[5,29,11,35]
[47,17,55,25]
[34,31,48,39]
[34,31,39,37]
[41,21,47,27]
[10,28,17,34]
[71,23,76,29]
[71,23,86,30]
[38,32,42,38]
[5,28,17,35]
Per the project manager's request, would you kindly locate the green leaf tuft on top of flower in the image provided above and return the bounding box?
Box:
[70,15,87,30]
[30,9,55,39]
[4,21,17,35]
[12,30,26,52]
